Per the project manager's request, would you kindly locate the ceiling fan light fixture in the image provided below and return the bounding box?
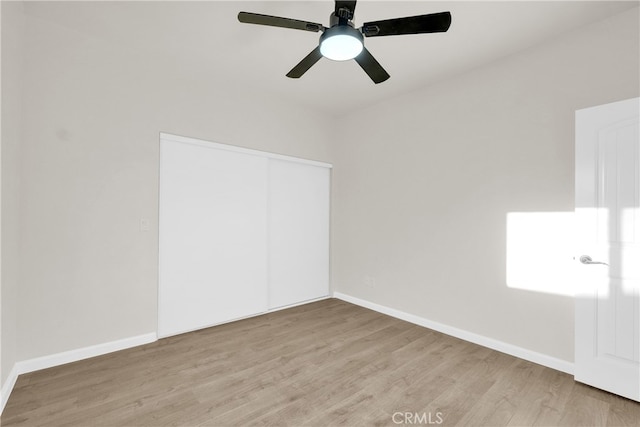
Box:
[319,25,363,61]
[238,3,452,83]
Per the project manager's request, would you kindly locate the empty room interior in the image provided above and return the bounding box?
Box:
[1,0,640,425]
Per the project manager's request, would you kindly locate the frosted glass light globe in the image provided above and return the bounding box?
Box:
[320,34,363,61]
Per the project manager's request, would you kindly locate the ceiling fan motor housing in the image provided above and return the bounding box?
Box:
[330,10,354,27]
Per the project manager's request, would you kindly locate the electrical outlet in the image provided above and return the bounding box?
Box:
[364,275,376,288]
[140,218,151,232]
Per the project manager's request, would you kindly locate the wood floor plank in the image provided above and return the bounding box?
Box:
[607,395,640,427]
[557,391,610,426]
[506,367,575,426]
[2,299,639,426]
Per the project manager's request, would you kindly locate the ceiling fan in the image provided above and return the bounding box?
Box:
[238,1,452,84]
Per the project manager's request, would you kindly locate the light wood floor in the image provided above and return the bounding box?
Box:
[2,299,639,426]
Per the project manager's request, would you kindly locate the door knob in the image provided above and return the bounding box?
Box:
[579,255,608,266]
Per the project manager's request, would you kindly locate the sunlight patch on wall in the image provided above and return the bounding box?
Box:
[506,212,575,296]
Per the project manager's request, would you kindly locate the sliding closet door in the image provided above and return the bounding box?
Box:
[268,159,330,309]
[158,139,268,337]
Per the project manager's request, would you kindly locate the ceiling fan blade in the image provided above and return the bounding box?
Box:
[286,46,323,79]
[362,11,451,37]
[238,12,324,32]
[354,48,390,84]
[335,1,357,18]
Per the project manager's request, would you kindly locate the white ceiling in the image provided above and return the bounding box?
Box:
[23,1,639,116]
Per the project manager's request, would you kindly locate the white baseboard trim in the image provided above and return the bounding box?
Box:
[333,292,574,375]
[1,364,19,415]
[268,295,331,314]
[16,332,158,375]
[0,332,157,415]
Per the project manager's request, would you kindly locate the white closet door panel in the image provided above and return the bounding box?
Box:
[268,159,330,309]
[159,140,268,337]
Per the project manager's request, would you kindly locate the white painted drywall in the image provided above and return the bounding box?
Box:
[1,0,24,386]
[15,10,332,361]
[330,7,639,363]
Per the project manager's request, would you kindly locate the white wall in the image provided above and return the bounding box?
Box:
[1,0,24,386]
[331,7,639,363]
[15,9,332,361]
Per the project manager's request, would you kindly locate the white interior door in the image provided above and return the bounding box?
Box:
[158,138,268,338]
[575,97,640,402]
[268,159,330,309]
